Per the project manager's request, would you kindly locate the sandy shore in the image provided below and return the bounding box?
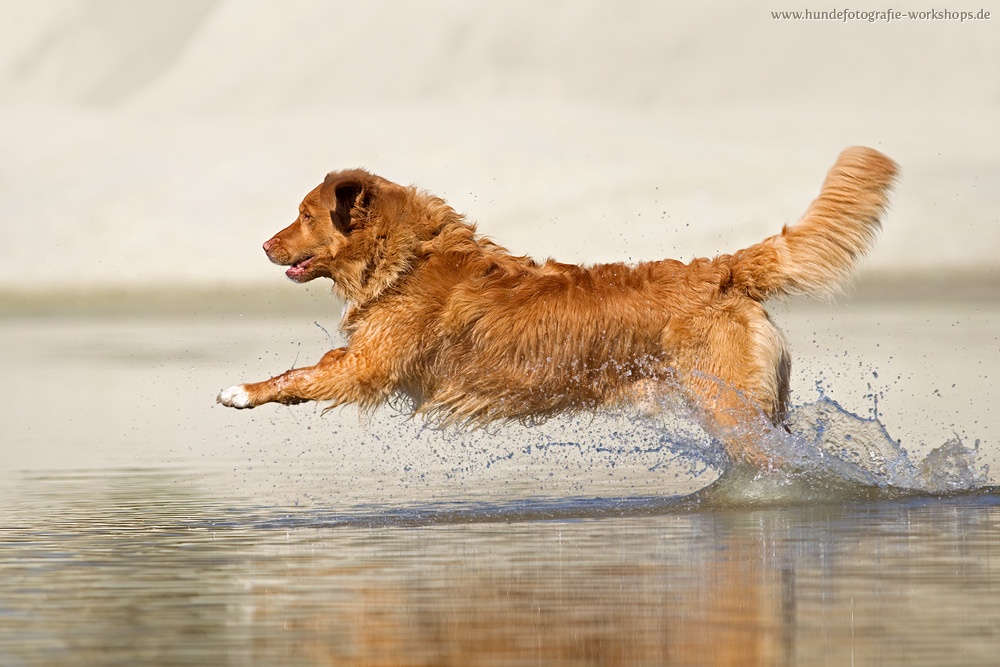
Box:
[1,1,997,295]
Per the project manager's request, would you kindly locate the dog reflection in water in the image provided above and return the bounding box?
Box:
[219,147,897,470]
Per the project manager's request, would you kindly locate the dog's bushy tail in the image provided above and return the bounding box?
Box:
[723,146,898,301]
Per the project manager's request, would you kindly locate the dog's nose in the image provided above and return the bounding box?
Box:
[263,238,277,254]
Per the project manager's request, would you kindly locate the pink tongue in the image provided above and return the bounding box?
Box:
[286,256,312,279]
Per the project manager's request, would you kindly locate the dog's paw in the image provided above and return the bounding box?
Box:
[217,385,254,409]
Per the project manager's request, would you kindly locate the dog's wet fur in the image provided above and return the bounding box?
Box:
[219,147,898,468]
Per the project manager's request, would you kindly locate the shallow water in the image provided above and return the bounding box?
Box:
[2,298,999,665]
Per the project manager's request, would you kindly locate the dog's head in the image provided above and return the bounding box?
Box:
[263,169,441,302]
[261,169,378,283]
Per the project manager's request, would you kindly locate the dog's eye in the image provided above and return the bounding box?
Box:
[301,212,312,221]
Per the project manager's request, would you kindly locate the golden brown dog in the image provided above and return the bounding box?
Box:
[218,147,897,468]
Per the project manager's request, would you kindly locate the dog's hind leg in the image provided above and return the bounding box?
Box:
[682,375,785,469]
[671,307,791,469]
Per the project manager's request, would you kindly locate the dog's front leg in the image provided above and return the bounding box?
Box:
[217,348,391,410]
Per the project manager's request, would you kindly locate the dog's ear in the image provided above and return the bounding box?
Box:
[321,169,378,235]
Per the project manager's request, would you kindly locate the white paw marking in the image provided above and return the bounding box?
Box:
[218,385,252,409]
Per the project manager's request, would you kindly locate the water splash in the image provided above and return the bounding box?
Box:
[479,384,992,507]
[679,391,990,507]
[278,382,991,517]
[790,397,984,488]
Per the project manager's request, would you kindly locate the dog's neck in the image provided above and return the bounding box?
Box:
[329,193,488,308]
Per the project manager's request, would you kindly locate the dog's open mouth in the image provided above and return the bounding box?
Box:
[285,255,315,281]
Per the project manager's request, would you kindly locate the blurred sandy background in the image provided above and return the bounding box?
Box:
[0,0,997,301]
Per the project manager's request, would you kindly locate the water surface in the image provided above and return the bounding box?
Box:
[2,298,998,665]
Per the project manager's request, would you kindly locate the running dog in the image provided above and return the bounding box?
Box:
[218,147,897,468]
